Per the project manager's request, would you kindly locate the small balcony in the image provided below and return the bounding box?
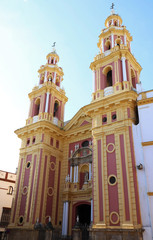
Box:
[53,117,58,126]
[33,115,38,123]
[104,86,114,96]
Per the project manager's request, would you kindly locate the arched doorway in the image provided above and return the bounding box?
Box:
[73,202,91,227]
[73,203,91,240]
[76,204,91,226]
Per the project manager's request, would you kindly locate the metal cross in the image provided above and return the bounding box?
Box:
[52,42,56,47]
[110,3,114,9]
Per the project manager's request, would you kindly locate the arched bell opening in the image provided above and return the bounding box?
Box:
[53,100,59,118]
[55,77,60,87]
[102,65,113,93]
[114,20,117,26]
[47,73,53,82]
[39,75,44,84]
[116,38,121,48]
[34,98,40,116]
[105,40,111,51]
[131,68,136,89]
[106,70,113,87]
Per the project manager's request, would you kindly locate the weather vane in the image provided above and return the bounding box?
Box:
[110,3,114,9]
[52,42,56,48]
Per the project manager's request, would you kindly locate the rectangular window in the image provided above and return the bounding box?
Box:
[1,207,11,226]
[50,137,53,146]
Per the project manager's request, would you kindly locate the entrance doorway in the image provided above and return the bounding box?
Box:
[76,204,91,226]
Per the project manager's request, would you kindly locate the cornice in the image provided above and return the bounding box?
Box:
[15,120,64,138]
[38,65,64,77]
[98,27,132,45]
[142,141,153,146]
[28,83,68,102]
[138,97,153,106]
[85,90,138,116]
[90,48,142,73]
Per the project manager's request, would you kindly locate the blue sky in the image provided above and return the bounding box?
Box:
[0,0,153,172]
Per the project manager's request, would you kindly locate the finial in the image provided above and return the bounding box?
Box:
[52,42,56,48]
[110,3,115,14]
[110,3,114,9]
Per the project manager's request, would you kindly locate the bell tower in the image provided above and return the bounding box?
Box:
[87,8,143,240]
[91,10,141,101]
[9,47,68,239]
[27,46,67,128]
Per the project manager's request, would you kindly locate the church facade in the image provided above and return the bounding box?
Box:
[8,10,153,240]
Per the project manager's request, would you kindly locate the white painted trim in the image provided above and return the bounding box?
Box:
[45,92,49,113]
[111,34,114,48]
[124,35,127,46]
[44,71,47,82]
[89,163,92,180]
[62,202,66,235]
[70,166,72,182]
[121,57,127,82]
[53,72,56,83]
[102,38,104,53]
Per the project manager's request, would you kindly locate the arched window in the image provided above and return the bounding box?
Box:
[107,70,112,87]
[82,141,89,147]
[116,38,121,47]
[131,69,136,88]
[34,98,40,116]
[8,186,13,195]
[55,77,60,87]
[51,59,54,64]
[109,20,112,27]
[53,101,59,118]
[105,40,111,50]
[114,20,117,26]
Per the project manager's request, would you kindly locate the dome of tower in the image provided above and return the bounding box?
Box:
[46,47,59,63]
[105,13,122,28]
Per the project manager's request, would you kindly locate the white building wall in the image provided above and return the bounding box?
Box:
[132,124,153,240]
[138,102,153,142]
[135,97,153,240]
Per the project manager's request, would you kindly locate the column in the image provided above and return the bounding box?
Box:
[111,34,114,48]
[101,39,104,53]
[73,166,76,183]
[44,71,47,82]
[45,92,50,113]
[124,35,127,46]
[121,56,127,82]
[53,72,56,83]
[62,202,66,235]
[76,166,78,182]
[62,201,69,236]
[91,199,93,223]
[53,57,56,64]
[89,163,92,181]
[49,56,51,64]
[65,201,69,235]
[70,166,72,182]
